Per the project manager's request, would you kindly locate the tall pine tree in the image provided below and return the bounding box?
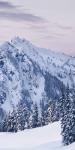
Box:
[61,84,73,145]
[32,102,39,128]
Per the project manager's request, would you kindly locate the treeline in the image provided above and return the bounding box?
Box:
[0,97,59,132]
[1,82,75,147]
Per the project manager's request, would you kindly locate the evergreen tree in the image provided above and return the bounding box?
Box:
[40,100,45,126]
[17,102,24,131]
[2,115,8,132]
[23,105,30,129]
[60,83,66,133]
[7,112,14,132]
[17,101,30,131]
[71,84,75,143]
[32,102,39,128]
[6,109,17,132]
[44,99,52,125]
[61,84,72,145]
[11,109,18,132]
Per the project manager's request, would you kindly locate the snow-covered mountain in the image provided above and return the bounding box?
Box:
[0,37,75,117]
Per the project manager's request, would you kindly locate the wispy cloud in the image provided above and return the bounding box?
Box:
[0,11,45,23]
[0,1,15,9]
[0,0,45,23]
[43,32,65,40]
[0,1,45,23]
[55,23,73,30]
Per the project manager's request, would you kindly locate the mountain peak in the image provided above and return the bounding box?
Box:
[11,36,31,45]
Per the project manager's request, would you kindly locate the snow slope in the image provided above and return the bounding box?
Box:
[0,122,75,150]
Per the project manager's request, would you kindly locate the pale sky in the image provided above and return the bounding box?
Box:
[0,0,75,55]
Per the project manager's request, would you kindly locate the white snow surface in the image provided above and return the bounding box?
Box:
[0,121,75,150]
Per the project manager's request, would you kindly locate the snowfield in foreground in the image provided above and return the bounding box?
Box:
[0,122,75,150]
